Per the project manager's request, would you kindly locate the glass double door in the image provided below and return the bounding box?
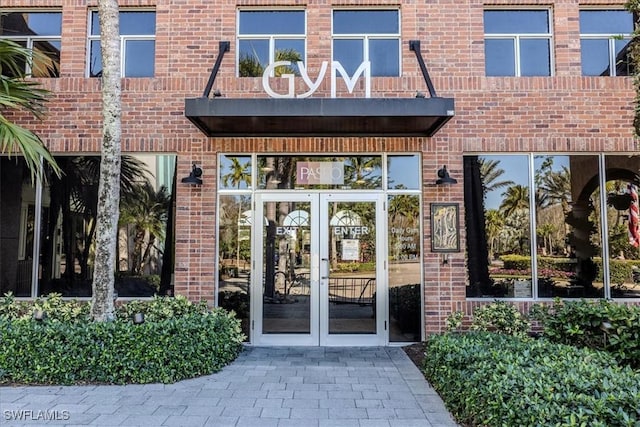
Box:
[253,193,385,346]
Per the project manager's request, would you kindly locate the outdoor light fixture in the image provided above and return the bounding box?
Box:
[436,165,457,185]
[33,309,45,321]
[182,163,203,185]
[133,313,145,325]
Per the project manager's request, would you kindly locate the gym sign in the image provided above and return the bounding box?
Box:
[262,61,371,99]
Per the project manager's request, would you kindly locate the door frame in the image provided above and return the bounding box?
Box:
[251,192,387,346]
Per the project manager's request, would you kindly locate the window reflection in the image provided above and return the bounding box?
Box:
[217,195,252,339]
[605,155,640,299]
[0,155,176,298]
[580,10,633,76]
[465,155,533,297]
[257,156,382,190]
[388,195,421,341]
[388,155,420,190]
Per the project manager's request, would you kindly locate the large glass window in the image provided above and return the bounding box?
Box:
[484,10,552,76]
[0,12,61,77]
[464,153,640,300]
[332,10,400,77]
[0,154,176,298]
[88,11,156,77]
[580,10,633,76]
[237,10,306,77]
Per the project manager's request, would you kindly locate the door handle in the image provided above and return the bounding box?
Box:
[321,258,329,280]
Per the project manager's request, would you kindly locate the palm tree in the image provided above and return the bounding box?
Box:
[239,48,302,77]
[479,158,514,198]
[0,39,60,181]
[91,0,121,321]
[500,184,530,218]
[484,209,505,260]
[222,158,251,268]
[119,182,170,275]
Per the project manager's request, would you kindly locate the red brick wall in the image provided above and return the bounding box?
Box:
[3,0,635,335]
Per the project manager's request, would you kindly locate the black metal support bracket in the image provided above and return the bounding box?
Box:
[202,41,231,98]
[409,40,437,98]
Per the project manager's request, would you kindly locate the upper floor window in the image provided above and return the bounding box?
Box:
[88,11,155,77]
[484,10,553,76]
[0,12,61,77]
[237,10,306,77]
[580,10,634,76]
[332,10,400,77]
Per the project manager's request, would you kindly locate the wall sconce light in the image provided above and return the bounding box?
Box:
[33,309,46,321]
[133,313,145,325]
[436,165,457,185]
[182,163,203,185]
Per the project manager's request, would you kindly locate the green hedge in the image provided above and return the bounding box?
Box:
[531,299,640,369]
[0,294,245,385]
[423,333,640,427]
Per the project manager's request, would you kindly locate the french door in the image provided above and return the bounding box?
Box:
[252,192,385,346]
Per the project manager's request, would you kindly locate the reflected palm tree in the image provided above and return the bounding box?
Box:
[41,156,149,291]
[222,158,251,268]
[479,158,513,198]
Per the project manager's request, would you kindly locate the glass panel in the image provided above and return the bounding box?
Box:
[327,200,376,334]
[333,10,399,34]
[239,11,305,35]
[580,10,633,34]
[534,155,598,298]
[219,156,252,190]
[262,200,311,334]
[91,11,156,35]
[605,155,640,299]
[89,40,102,77]
[520,39,551,76]
[257,156,382,190]
[484,10,549,34]
[388,195,421,341]
[333,39,364,76]
[388,155,420,190]
[614,38,633,76]
[38,155,175,297]
[465,155,533,298]
[1,12,62,36]
[581,39,611,76]
[32,40,61,77]
[218,194,252,339]
[274,39,304,75]
[124,40,155,77]
[0,157,36,297]
[485,39,515,76]
[238,39,269,77]
[369,39,399,76]
[120,12,156,35]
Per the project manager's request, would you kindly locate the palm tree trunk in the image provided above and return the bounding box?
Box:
[91,0,121,322]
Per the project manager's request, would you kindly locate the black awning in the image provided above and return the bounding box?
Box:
[184,97,455,137]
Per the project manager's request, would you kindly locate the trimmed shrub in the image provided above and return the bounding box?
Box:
[0,294,245,385]
[423,332,640,427]
[530,298,640,369]
[470,300,531,338]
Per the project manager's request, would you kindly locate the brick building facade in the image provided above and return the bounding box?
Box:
[1,1,638,345]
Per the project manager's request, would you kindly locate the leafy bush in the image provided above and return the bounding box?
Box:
[470,300,531,338]
[0,294,244,385]
[423,332,640,427]
[0,293,89,322]
[531,298,640,369]
[116,294,208,323]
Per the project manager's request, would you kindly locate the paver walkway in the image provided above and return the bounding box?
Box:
[0,346,459,426]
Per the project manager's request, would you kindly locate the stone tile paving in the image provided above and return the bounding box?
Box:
[0,346,458,426]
